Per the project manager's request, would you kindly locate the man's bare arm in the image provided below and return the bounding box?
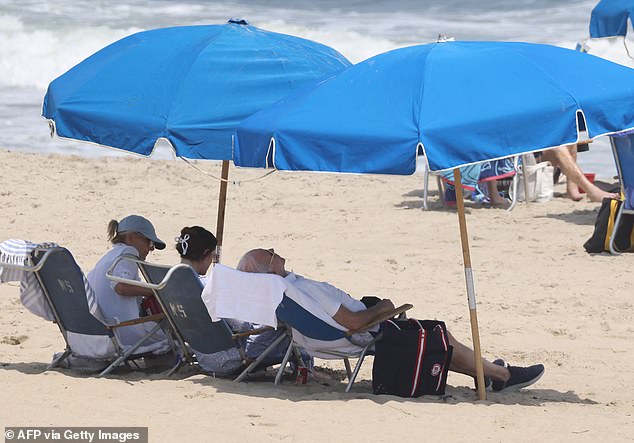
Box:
[114,282,154,297]
[332,299,395,331]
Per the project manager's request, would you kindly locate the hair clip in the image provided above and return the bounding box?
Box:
[175,233,190,256]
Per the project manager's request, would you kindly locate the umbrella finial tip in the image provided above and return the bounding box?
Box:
[436,34,455,43]
[228,18,249,26]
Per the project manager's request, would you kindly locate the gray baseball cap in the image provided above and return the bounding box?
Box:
[118,215,166,250]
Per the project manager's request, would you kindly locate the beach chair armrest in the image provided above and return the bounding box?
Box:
[106,254,193,291]
[232,325,275,339]
[0,247,57,273]
[108,313,165,329]
[345,303,413,336]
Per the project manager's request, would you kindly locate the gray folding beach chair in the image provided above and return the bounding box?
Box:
[0,246,172,376]
[106,255,289,380]
[609,133,634,254]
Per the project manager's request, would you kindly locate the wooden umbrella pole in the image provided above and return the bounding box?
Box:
[214,160,230,264]
[453,168,487,401]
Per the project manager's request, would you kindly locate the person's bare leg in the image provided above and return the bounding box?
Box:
[542,146,582,200]
[565,145,584,201]
[543,145,617,202]
[486,180,510,207]
[447,331,509,382]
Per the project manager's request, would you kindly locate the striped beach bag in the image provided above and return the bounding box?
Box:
[372,319,453,397]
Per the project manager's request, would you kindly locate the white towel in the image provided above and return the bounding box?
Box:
[0,239,110,325]
[0,239,57,321]
[201,264,286,328]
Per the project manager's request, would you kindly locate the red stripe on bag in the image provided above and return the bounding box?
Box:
[410,326,426,396]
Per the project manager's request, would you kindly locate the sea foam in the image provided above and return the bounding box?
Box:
[0,0,626,177]
[0,14,140,89]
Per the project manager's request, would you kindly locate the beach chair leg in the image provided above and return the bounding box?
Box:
[47,348,71,370]
[163,327,179,359]
[343,358,352,380]
[166,356,185,377]
[345,347,372,392]
[437,176,446,206]
[234,330,288,383]
[127,359,143,370]
[291,346,305,368]
[99,322,164,377]
[507,156,519,212]
[609,204,625,255]
[99,355,127,377]
[166,340,193,376]
[274,340,295,386]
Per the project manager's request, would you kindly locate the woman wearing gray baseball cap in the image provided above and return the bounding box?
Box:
[87,215,169,353]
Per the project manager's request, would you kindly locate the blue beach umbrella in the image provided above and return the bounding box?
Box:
[43,19,350,160]
[236,41,634,174]
[590,0,634,38]
[234,40,634,399]
[43,19,351,258]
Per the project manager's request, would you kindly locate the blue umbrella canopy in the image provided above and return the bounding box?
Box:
[235,41,634,174]
[42,19,351,160]
[590,0,634,38]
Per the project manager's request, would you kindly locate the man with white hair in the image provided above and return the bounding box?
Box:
[237,248,545,392]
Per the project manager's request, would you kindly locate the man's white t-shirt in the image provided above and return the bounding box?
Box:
[283,272,375,356]
[285,273,366,318]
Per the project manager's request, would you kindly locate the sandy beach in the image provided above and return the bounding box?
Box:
[1,149,633,441]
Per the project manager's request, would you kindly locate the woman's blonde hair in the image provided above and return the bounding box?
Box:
[106,219,127,244]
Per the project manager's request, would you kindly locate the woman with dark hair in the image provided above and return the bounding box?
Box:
[176,227,309,376]
[175,226,217,282]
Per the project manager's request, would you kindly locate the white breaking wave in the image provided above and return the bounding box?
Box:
[0,0,605,91]
[0,14,141,89]
[0,0,625,179]
[0,12,400,90]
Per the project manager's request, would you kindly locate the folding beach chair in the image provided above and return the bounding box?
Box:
[422,155,520,211]
[0,246,170,376]
[609,133,634,254]
[201,264,412,390]
[274,293,412,392]
[106,255,288,380]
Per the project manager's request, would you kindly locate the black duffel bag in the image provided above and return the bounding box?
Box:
[584,197,634,253]
[372,319,453,397]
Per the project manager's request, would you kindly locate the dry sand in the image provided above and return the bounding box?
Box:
[1,149,632,441]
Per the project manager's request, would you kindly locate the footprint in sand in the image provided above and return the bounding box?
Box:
[1,335,28,345]
[548,329,568,337]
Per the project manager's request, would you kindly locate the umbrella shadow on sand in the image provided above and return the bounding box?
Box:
[0,361,598,405]
[0,356,179,379]
[541,209,599,226]
[186,368,597,406]
[396,190,495,211]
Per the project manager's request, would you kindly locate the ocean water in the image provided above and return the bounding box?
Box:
[0,0,630,177]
